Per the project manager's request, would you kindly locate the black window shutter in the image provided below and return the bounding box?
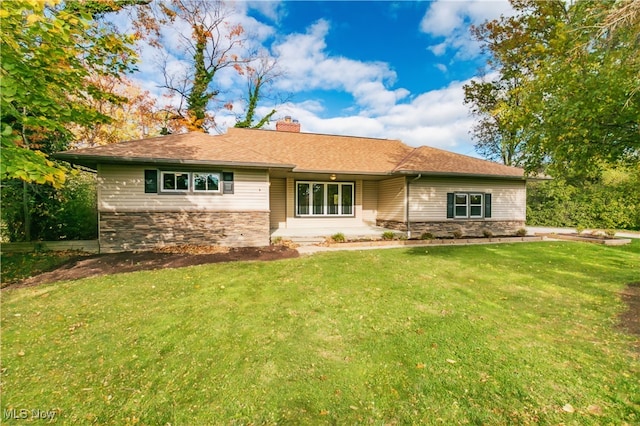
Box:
[222,172,234,194]
[446,193,454,218]
[144,170,158,193]
[484,193,492,218]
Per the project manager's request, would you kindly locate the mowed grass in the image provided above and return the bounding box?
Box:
[0,251,85,288]
[1,242,639,425]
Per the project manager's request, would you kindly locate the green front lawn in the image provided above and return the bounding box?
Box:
[2,242,639,424]
[0,251,83,288]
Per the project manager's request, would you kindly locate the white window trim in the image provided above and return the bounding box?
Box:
[192,172,221,193]
[454,192,484,219]
[296,181,355,217]
[161,171,190,192]
[469,193,484,219]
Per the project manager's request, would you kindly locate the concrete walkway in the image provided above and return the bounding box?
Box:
[526,226,640,239]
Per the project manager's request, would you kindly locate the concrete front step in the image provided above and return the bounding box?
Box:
[285,236,327,245]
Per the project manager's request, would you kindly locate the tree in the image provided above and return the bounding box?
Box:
[69,76,165,146]
[1,0,139,241]
[1,0,138,187]
[233,54,281,129]
[464,0,639,175]
[141,0,249,132]
[134,1,284,132]
[463,78,526,166]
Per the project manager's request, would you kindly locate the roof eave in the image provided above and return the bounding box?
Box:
[53,154,296,171]
[392,170,526,180]
[291,168,393,176]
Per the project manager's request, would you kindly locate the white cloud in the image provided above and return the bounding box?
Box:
[420,0,515,59]
[272,19,409,115]
[435,63,448,73]
[241,0,285,23]
[270,79,478,156]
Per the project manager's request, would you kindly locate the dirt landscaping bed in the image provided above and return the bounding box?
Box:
[619,282,640,348]
[3,245,299,289]
[538,233,632,245]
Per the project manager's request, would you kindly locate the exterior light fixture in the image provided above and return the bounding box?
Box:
[330,174,337,181]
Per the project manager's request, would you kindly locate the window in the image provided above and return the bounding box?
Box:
[193,172,220,192]
[447,192,491,219]
[296,181,354,216]
[151,170,231,194]
[144,170,158,193]
[161,172,189,192]
[455,194,468,217]
[222,172,234,194]
[469,194,483,218]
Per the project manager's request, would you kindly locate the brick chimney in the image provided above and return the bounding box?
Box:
[276,116,301,133]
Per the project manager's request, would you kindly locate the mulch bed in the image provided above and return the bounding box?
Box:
[619,282,640,349]
[3,245,299,289]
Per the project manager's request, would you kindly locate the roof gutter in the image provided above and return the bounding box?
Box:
[53,153,296,171]
[291,168,393,176]
[392,170,527,180]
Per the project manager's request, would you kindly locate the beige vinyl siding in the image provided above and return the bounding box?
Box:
[284,178,367,228]
[269,178,286,229]
[362,180,378,225]
[98,164,269,212]
[377,177,406,222]
[408,177,526,221]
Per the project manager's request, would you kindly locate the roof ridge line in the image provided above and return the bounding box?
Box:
[228,126,403,143]
[391,147,420,173]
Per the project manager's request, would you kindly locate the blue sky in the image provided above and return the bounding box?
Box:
[126,1,515,156]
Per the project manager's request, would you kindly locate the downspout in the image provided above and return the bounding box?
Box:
[406,174,422,239]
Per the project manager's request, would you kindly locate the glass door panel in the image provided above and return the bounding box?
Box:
[341,184,353,215]
[327,184,339,214]
[313,183,325,215]
[297,183,309,215]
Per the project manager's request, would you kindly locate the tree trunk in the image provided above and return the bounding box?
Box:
[22,180,31,241]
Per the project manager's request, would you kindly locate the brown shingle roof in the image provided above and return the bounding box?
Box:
[393,145,524,178]
[55,131,294,169]
[55,128,525,179]
[223,128,411,174]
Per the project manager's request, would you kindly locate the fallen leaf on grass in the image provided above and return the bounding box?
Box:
[446,359,457,364]
[416,363,425,369]
[562,404,575,413]
[587,404,602,415]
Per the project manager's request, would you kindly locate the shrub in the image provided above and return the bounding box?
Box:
[604,229,616,238]
[271,236,283,245]
[515,228,527,237]
[575,225,585,235]
[452,230,463,239]
[1,171,97,242]
[331,232,346,243]
[381,231,395,241]
[482,229,493,238]
[420,232,434,240]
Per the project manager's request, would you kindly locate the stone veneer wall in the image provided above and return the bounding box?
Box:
[376,220,408,231]
[99,211,270,252]
[377,219,525,238]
